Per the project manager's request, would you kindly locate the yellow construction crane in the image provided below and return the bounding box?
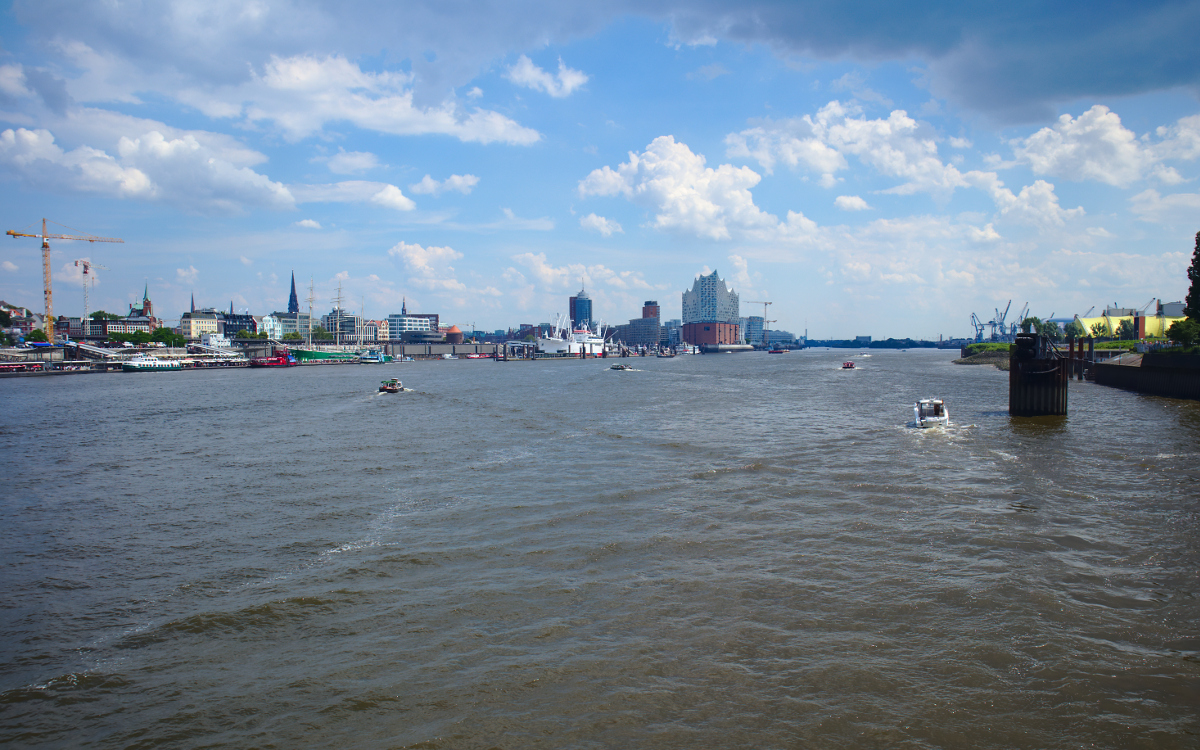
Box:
[745,300,774,345]
[6,219,123,342]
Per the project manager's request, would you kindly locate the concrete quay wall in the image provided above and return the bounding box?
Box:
[1095,361,1200,401]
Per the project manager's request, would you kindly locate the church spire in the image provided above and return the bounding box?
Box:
[190,293,195,313]
[402,296,407,316]
[288,271,300,314]
[230,300,235,315]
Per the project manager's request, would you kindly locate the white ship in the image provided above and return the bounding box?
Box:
[537,314,607,356]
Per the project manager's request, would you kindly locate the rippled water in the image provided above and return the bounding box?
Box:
[2,350,1198,748]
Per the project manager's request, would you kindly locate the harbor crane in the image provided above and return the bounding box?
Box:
[745,301,773,345]
[74,259,110,329]
[6,219,123,342]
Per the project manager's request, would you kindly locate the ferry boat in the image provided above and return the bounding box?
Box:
[358,349,391,364]
[913,398,949,428]
[122,355,182,372]
[250,349,298,367]
[537,314,607,356]
[842,361,855,369]
[379,378,402,393]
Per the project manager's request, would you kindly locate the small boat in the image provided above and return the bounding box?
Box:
[656,351,675,358]
[464,353,488,359]
[842,361,855,369]
[914,398,949,428]
[769,347,788,354]
[122,355,182,372]
[610,363,633,370]
[379,378,402,393]
[441,353,459,360]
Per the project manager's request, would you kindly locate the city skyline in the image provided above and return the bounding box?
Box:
[2,3,1199,338]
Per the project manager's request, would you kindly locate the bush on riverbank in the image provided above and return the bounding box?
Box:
[962,342,1010,356]
[954,350,1010,370]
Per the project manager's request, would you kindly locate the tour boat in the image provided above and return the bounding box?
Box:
[358,349,391,364]
[913,398,949,428]
[842,361,855,369]
[379,378,402,393]
[122,355,182,372]
[250,349,298,367]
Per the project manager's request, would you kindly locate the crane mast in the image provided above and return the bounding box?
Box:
[7,218,123,342]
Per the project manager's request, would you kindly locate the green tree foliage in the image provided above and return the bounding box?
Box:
[1116,319,1137,340]
[1063,319,1086,339]
[0,310,12,327]
[27,328,48,342]
[1090,321,1110,338]
[309,325,334,340]
[1167,319,1200,347]
[151,328,186,347]
[1186,230,1200,320]
[1038,319,1063,342]
[1020,316,1041,333]
[282,332,304,341]
[90,310,121,320]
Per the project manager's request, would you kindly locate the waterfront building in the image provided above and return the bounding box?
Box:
[270,311,312,337]
[569,287,592,329]
[180,309,221,339]
[681,270,741,345]
[663,319,682,348]
[223,302,257,337]
[321,308,363,342]
[766,329,797,345]
[642,300,660,319]
[259,315,282,339]
[201,332,232,348]
[744,316,764,346]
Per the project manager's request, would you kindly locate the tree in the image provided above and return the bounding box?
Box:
[1090,321,1110,338]
[1020,316,1041,333]
[90,310,121,320]
[309,325,334,341]
[150,328,185,347]
[1167,319,1200,348]
[1037,319,1063,342]
[0,310,11,327]
[1116,319,1136,340]
[27,328,48,342]
[282,332,304,341]
[1063,319,1086,339]
[1186,230,1200,321]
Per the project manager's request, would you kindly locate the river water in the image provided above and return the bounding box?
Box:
[2,349,1198,748]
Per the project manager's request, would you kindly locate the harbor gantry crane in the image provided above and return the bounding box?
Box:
[7,219,123,342]
[745,300,773,345]
[74,258,110,331]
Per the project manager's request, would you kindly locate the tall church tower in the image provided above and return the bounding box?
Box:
[288,272,300,314]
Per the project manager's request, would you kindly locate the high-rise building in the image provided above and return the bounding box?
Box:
[681,270,741,345]
[569,286,592,329]
[642,300,660,319]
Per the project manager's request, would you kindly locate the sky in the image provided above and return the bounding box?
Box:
[1,0,1199,339]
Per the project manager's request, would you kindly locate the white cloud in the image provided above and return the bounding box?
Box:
[0,127,294,213]
[1130,189,1200,224]
[835,195,871,211]
[240,255,252,265]
[512,252,653,291]
[408,173,479,196]
[830,71,892,106]
[580,135,783,240]
[174,54,541,145]
[505,55,589,98]
[294,219,322,229]
[325,149,379,174]
[965,173,1085,227]
[1013,106,1151,187]
[1,261,17,272]
[688,64,730,81]
[177,265,198,284]
[388,240,465,291]
[580,213,623,236]
[481,208,554,231]
[290,181,415,211]
[948,137,973,149]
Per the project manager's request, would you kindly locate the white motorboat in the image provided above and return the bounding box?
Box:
[913,398,949,428]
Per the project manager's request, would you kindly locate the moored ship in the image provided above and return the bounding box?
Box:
[250,348,298,367]
[537,314,606,356]
[122,355,182,372]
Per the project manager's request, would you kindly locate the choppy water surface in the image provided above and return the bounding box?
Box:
[2,349,1198,748]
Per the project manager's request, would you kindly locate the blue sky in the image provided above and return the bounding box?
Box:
[2,1,1199,338]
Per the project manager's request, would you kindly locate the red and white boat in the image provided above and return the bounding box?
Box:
[250,348,298,367]
[842,361,855,369]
